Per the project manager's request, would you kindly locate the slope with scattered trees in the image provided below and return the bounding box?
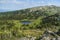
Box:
[0,5,60,40]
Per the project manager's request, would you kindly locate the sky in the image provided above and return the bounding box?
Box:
[0,0,60,12]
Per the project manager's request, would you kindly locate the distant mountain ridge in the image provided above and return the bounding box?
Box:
[0,5,60,20]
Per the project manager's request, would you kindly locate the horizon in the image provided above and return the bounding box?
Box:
[0,5,60,13]
[0,0,60,12]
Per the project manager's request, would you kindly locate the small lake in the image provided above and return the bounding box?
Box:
[21,21,31,24]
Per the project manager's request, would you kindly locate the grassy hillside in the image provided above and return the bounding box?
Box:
[0,5,60,20]
[0,5,60,40]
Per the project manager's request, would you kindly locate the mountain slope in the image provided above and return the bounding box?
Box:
[0,5,60,20]
[0,5,60,40]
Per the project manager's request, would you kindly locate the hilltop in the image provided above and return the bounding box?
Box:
[0,5,60,20]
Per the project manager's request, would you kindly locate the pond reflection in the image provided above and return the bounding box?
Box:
[21,21,31,24]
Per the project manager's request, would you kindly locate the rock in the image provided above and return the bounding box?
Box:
[57,37,60,40]
[40,30,60,40]
[41,37,51,40]
[51,38,56,40]
[20,37,36,40]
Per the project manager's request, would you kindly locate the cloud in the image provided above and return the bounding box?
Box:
[0,0,50,11]
[0,0,25,4]
[0,6,15,11]
[0,0,27,10]
[0,0,60,12]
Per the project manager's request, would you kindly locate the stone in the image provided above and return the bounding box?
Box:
[20,37,36,40]
[57,37,60,40]
[40,36,51,40]
[30,37,36,40]
[51,38,56,40]
[20,37,29,40]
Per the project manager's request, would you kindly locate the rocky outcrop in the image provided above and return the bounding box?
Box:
[20,37,36,40]
[18,30,60,40]
[40,30,60,40]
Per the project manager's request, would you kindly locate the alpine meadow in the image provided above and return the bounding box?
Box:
[0,5,60,40]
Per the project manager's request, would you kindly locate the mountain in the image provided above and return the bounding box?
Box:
[0,5,60,20]
[0,5,60,40]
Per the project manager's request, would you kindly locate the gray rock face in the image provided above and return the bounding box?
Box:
[51,38,56,40]
[40,30,60,40]
[40,36,60,40]
[20,37,36,40]
[20,37,29,40]
[40,37,51,40]
[57,37,60,40]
